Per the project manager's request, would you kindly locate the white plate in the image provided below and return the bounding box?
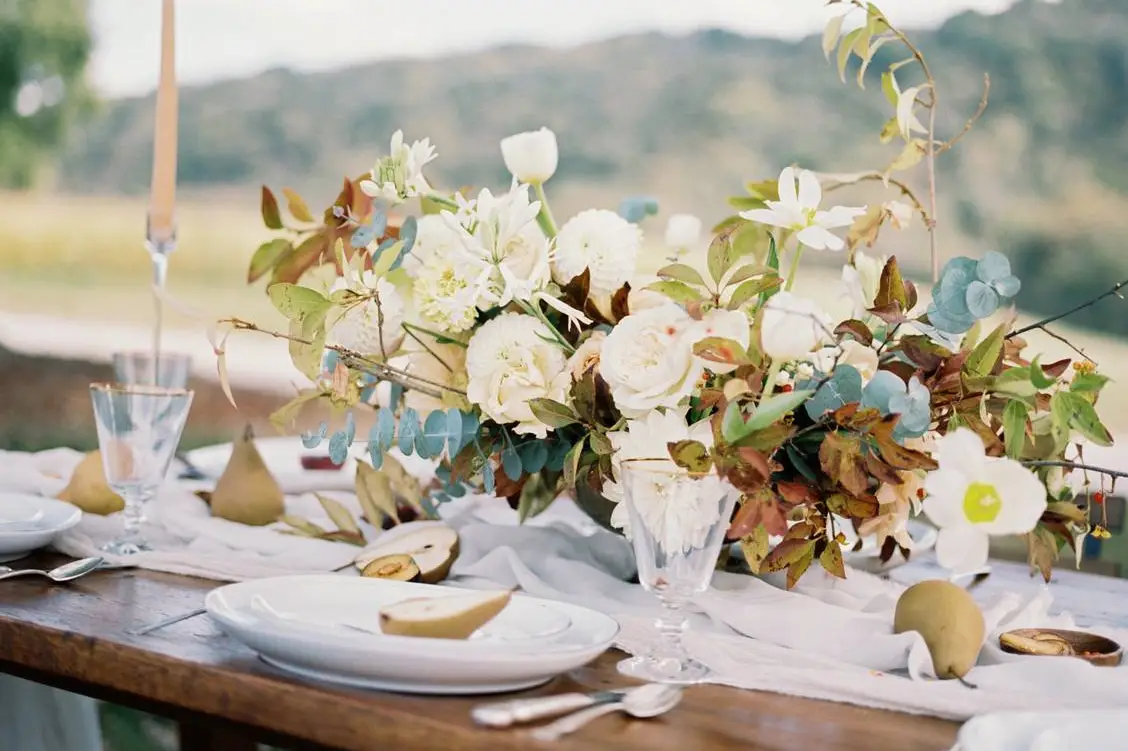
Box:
[206,575,619,695]
[0,493,82,563]
[185,437,436,494]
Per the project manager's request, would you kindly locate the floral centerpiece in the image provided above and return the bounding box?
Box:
[217,1,1122,588]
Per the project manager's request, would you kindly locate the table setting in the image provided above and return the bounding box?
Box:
[7,2,1128,750]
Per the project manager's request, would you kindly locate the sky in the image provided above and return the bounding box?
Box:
[88,0,1030,97]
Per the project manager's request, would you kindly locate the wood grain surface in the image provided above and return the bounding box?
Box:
[0,553,963,751]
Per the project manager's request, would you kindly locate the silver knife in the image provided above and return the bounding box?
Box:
[471,689,628,728]
[127,607,206,636]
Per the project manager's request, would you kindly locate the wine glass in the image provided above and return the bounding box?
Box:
[112,351,192,389]
[89,383,193,555]
[617,458,740,684]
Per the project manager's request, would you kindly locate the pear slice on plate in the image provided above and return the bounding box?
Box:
[360,554,421,582]
[355,523,459,584]
[379,590,512,639]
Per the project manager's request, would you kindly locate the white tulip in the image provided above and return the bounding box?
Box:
[664,213,703,249]
[500,127,559,184]
[759,292,833,363]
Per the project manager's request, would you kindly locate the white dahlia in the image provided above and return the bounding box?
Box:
[553,209,642,296]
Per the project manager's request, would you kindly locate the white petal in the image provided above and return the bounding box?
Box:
[796,226,839,251]
[922,468,971,528]
[797,169,822,210]
[777,166,799,209]
[979,459,1048,535]
[739,208,789,228]
[935,525,990,576]
[935,428,988,475]
[819,205,867,228]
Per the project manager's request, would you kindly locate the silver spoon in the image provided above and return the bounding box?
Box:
[530,683,683,741]
[0,556,104,583]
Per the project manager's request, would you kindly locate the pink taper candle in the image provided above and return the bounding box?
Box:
[148,0,177,242]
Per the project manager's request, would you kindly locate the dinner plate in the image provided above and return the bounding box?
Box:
[956,709,1128,751]
[206,575,619,694]
[184,437,436,493]
[0,493,82,563]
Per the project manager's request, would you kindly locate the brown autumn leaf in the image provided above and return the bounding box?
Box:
[762,538,815,574]
[826,492,880,519]
[834,319,875,346]
[870,415,939,471]
[776,480,818,505]
[728,487,789,539]
[740,525,771,574]
[863,450,904,486]
[1027,526,1058,583]
[819,431,870,497]
[819,539,846,579]
[610,282,632,322]
[786,544,817,590]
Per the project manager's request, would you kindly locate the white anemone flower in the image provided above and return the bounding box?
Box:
[740,167,866,251]
[922,429,1047,575]
[359,130,438,204]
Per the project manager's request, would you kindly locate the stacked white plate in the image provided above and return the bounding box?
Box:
[206,576,619,695]
[0,493,82,563]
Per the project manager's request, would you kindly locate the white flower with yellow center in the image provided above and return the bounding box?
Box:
[740,167,865,252]
[603,410,716,551]
[359,130,437,204]
[922,429,1047,575]
[553,209,642,296]
[465,312,568,438]
[599,303,701,418]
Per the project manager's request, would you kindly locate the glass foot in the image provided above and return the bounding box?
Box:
[617,654,711,685]
[101,538,152,556]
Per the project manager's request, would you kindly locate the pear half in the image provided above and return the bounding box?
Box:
[379,591,512,639]
[355,523,459,584]
[210,425,285,526]
[361,554,422,582]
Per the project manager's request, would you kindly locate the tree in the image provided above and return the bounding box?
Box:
[0,0,93,188]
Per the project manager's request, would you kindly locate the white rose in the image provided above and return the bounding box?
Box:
[664,213,703,249]
[690,308,751,375]
[465,312,568,438]
[811,339,879,382]
[627,285,670,313]
[566,331,606,380]
[553,209,642,296]
[600,303,701,418]
[500,127,559,184]
[326,274,406,355]
[760,291,833,362]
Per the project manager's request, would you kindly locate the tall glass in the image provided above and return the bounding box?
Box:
[617,458,740,684]
[112,351,192,389]
[89,384,193,555]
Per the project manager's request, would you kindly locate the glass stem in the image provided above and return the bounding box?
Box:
[654,596,690,661]
[122,489,152,541]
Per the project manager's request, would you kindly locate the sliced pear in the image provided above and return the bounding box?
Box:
[1000,632,1074,656]
[355,523,459,584]
[379,591,512,639]
[361,554,422,582]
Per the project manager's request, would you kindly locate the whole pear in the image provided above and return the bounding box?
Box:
[894,579,985,680]
[209,425,284,526]
[57,451,125,515]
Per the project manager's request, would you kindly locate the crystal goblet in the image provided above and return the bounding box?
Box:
[617,458,740,684]
[112,351,192,389]
[89,383,193,555]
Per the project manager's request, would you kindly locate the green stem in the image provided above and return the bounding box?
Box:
[426,193,460,211]
[784,246,805,292]
[402,321,468,348]
[532,182,559,238]
[517,300,575,355]
[758,359,784,407]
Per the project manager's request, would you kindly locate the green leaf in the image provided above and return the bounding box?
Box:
[269,389,322,432]
[740,524,771,574]
[647,280,705,305]
[726,264,764,287]
[667,439,712,473]
[873,256,908,312]
[370,240,405,278]
[268,283,331,323]
[283,188,315,223]
[728,275,782,309]
[289,318,326,380]
[963,323,1006,379]
[589,430,614,455]
[315,493,361,534]
[693,337,750,367]
[747,390,815,432]
[517,472,555,523]
[529,398,580,429]
[1003,400,1029,459]
[261,186,283,230]
[887,139,927,173]
[1071,372,1111,394]
[822,12,845,59]
[563,436,587,489]
[248,239,294,284]
[819,539,846,579]
[1060,392,1113,446]
[707,229,740,286]
[1049,391,1073,452]
[837,27,864,82]
[658,263,707,288]
[881,71,899,107]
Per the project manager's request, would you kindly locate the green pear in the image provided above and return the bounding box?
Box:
[894,579,985,680]
[209,425,284,526]
[57,451,125,515]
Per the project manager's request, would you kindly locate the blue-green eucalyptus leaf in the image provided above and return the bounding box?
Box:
[965,280,1000,319]
[373,407,395,451]
[976,251,1011,284]
[327,430,350,465]
[501,446,523,482]
[518,441,550,475]
[805,365,863,420]
[398,408,420,456]
[418,410,448,458]
[301,422,328,449]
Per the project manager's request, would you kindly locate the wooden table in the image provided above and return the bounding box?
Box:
[2,554,1124,751]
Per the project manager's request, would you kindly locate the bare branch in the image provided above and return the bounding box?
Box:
[936,74,991,156]
[1008,279,1128,340]
[1022,460,1128,482]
